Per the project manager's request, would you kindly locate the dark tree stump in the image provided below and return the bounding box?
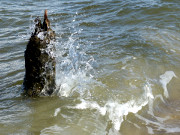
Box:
[23,10,56,97]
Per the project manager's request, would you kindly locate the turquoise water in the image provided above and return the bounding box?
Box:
[0,0,180,134]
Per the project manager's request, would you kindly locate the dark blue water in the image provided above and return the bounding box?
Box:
[0,0,180,134]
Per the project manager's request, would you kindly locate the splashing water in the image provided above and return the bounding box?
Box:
[53,69,178,133]
[159,71,177,98]
[69,98,149,131]
[1,1,180,134]
[54,20,99,98]
[50,16,179,133]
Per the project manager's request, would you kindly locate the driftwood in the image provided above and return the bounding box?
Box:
[23,10,56,97]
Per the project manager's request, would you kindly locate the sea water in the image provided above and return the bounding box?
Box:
[0,0,180,134]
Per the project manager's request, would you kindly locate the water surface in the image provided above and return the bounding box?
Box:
[0,0,180,135]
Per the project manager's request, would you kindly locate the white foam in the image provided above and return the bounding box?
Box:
[55,71,99,97]
[144,83,154,99]
[159,71,177,98]
[144,82,154,115]
[147,126,154,134]
[37,32,44,40]
[68,83,157,131]
[74,99,106,115]
[54,108,61,117]
[71,99,148,131]
[40,125,63,135]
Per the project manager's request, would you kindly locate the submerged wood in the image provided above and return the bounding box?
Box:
[23,10,56,97]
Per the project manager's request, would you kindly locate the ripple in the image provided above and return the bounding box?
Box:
[0,0,180,134]
[81,4,102,11]
[79,22,98,27]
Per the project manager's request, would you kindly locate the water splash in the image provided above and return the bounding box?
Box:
[133,71,178,134]
[159,71,177,98]
[68,96,149,131]
[52,79,152,132]
[54,16,98,97]
[60,72,178,133]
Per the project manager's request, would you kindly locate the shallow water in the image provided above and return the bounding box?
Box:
[0,0,180,135]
